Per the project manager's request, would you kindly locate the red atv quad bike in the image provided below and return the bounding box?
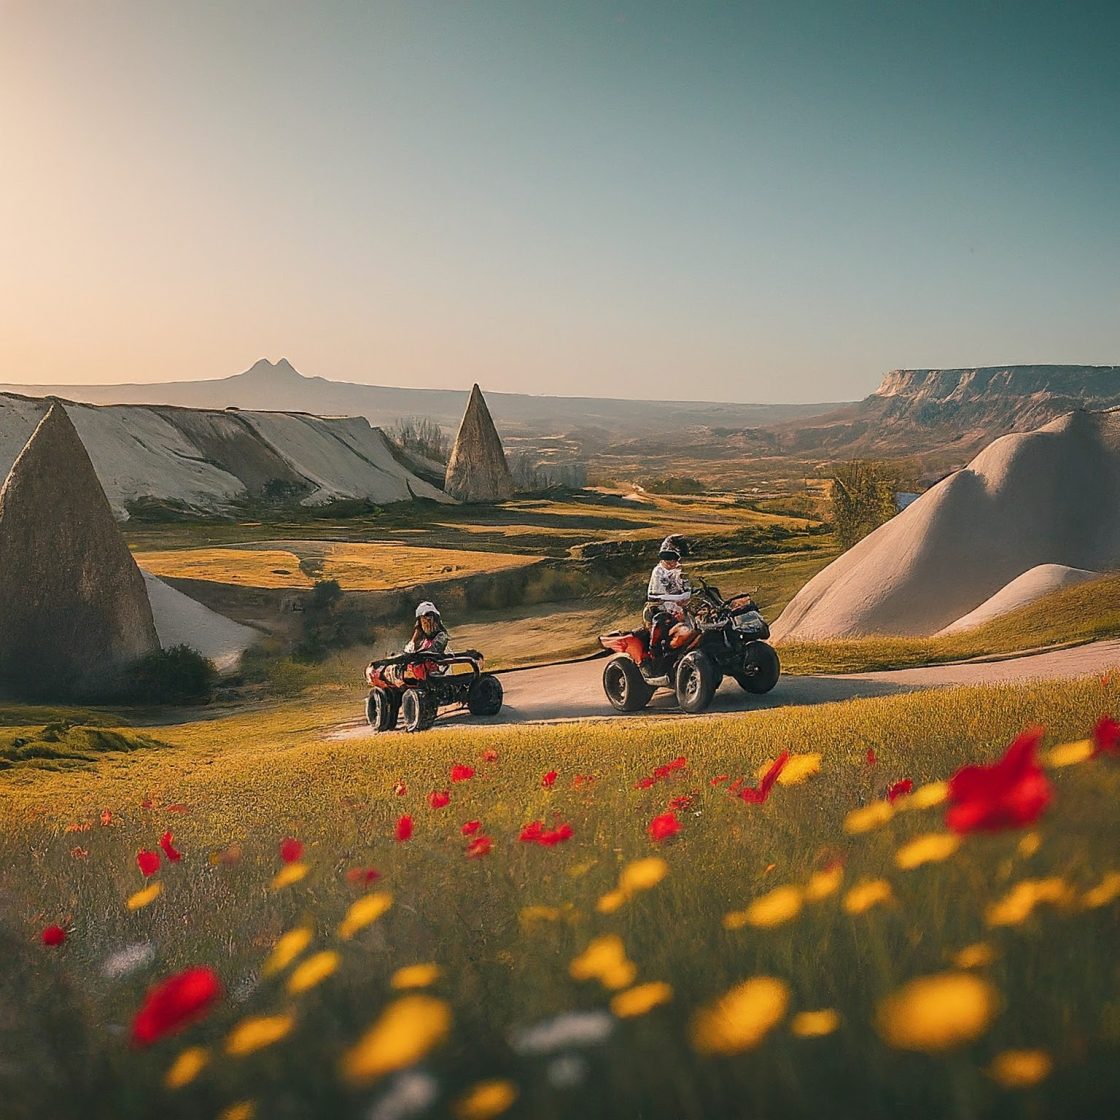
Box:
[598,578,779,715]
[364,649,503,733]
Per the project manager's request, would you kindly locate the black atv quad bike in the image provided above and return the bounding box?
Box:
[598,578,780,715]
[364,649,504,733]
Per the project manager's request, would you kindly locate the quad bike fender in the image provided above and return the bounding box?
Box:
[598,630,650,663]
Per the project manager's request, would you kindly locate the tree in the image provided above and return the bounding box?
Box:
[389,416,450,463]
[829,460,902,551]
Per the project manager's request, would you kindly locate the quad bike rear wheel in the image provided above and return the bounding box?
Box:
[366,687,399,732]
[602,654,655,712]
[675,649,717,714]
[734,642,781,694]
[399,687,439,732]
[467,673,504,716]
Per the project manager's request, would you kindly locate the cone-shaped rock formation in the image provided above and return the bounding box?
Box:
[444,384,513,502]
[0,403,159,699]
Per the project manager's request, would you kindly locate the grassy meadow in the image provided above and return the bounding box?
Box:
[2,675,1118,1118]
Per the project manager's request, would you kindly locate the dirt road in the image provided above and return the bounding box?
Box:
[327,639,1120,738]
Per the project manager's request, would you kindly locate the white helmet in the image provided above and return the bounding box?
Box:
[415,601,441,619]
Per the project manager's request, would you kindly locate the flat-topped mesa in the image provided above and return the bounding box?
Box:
[0,402,159,699]
[873,365,1120,401]
[444,384,514,503]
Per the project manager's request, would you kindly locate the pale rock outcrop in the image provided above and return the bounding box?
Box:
[772,409,1120,641]
[0,403,159,699]
[444,384,514,502]
[936,565,1099,635]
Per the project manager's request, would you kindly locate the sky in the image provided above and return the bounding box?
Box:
[1,1,1117,403]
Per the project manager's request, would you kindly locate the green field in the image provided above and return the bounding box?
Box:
[2,675,1118,1118]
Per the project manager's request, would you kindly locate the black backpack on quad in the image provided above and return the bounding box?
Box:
[598,578,780,715]
[364,650,503,733]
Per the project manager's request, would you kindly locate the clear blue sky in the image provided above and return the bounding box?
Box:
[1,0,1116,402]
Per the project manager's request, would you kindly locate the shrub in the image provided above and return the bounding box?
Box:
[126,645,218,705]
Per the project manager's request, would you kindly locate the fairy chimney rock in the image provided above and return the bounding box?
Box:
[444,384,514,502]
[0,402,159,699]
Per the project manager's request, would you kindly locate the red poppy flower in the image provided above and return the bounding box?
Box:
[159,831,182,863]
[887,779,913,804]
[483,749,499,762]
[542,770,558,789]
[427,790,451,809]
[710,774,729,787]
[131,966,222,1046]
[1092,715,1120,757]
[141,798,157,811]
[395,815,414,842]
[450,764,475,782]
[166,803,188,813]
[538,823,573,846]
[42,924,66,946]
[668,756,687,771]
[519,820,544,843]
[99,809,113,827]
[136,849,161,877]
[648,811,681,842]
[946,726,1052,834]
[866,748,877,766]
[345,866,381,885]
[635,775,656,790]
[739,752,790,804]
[466,835,492,858]
[461,820,481,835]
[279,837,303,864]
[668,794,694,811]
[573,774,595,789]
[393,780,408,796]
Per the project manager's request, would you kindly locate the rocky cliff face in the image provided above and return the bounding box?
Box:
[0,404,160,699]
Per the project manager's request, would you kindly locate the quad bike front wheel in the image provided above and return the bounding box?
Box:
[675,650,717,714]
[734,642,781,694]
[467,673,504,716]
[366,687,399,732]
[602,654,655,712]
[399,687,439,733]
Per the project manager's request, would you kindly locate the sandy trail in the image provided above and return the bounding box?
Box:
[324,639,1120,739]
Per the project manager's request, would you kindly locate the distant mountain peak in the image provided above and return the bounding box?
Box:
[238,357,306,381]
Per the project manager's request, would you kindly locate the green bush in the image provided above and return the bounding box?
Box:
[126,645,218,705]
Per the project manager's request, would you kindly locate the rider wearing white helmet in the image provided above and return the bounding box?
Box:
[644,535,692,660]
[404,601,451,657]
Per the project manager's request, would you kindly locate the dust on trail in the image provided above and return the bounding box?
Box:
[324,639,1120,740]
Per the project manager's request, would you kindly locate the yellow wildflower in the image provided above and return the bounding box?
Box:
[790,1009,841,1038]
[985,878,1073,927]
[951,942,997,969]
[1016,832,1042,859]
[1044,739,1093,768]
[164,1046,210,1089]
[338,891,393,939]
[758,752,821,785]
[226,1013,296,1056]
[844,800,894,834]
[895,833,961,871]
[454,1079,518,1120]
[270,862,308,890]
[595,890,626,914]
[843,879,893,915]
[721,909,749,931]
[876,972,997,1052]
[611,981,673,1018]
[744,885,804,928]
[126,881,163,911]
[988,1049,1053,1088]
[691,976,790,1054]
[569,934,637,991]
[391,963,442,990]
[1083,871,1120,908]
[262,926,313,976]
[903,781,949,810]
[804,864,844,901]
[217,1103,255,1120]
[340,995,452,1085]
[619,856,669,894]
[288,951,340,994]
